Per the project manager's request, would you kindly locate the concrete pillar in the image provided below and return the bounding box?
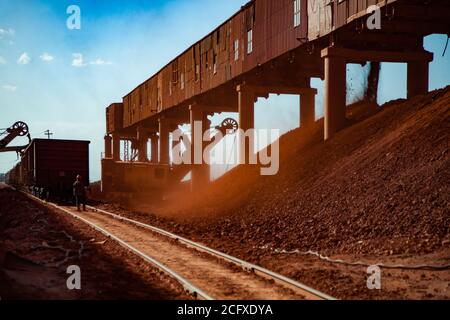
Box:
[300,89,316,128]
[104,135,112,159]
[324,55,347,140]
[237,84,255,165]
[150,134,159,164]
[189,105,210,191]
[112,134,120,161]
[137,127,148,162]
[407,60,429,99]
[159,118,170,165]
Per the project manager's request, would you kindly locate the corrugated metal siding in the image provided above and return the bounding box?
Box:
[116,0,405,130]
[334,0,396,31]
[106,103,124,134]
[121,0,310,129]
[307,0,333,41]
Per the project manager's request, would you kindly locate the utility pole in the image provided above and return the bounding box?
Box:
[44,130,53,139]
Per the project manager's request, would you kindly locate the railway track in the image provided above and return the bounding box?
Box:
[23,191,335,300]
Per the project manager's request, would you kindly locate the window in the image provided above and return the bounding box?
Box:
[294,0,301,28]
[245,3,255,54]
[172,60,178,84]
[247,29,253,54]
[234,39,239,61]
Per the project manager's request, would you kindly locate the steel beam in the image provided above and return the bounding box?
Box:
[158,117,170,165]
[137,127,148,162]
[300,88,316,128]
[407,60,429,99]
[237,84,255,165]
[150,134,159,164]
[189,104,210,191]
[104,135,112,159]
[112,134,121,161]
[321,47,433,64]
[323,55,347,141]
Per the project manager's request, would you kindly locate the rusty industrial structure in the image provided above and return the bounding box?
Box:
[102,0,450,196]
[0,121,31,154]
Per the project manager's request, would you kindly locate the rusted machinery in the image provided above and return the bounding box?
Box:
[102,0,450,196]
[101,117,239,198]
[0,121,31,154]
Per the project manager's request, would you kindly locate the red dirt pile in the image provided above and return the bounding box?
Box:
[0,185,186,300]
[149,86,450,257]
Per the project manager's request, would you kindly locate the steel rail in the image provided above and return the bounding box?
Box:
[23,192,213,300]
[21,189,335,300]
[87,205,336,300]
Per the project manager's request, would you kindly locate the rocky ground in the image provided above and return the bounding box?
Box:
[97,86,450,299]
[0,184,188,300]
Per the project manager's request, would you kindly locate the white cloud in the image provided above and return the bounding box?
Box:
[40,52,54,62]
[2,85,17,92]
[17,52,31,65]
[90,58,112,66]
[72,53,86,67]
[0,28,14,39]
[0,56,6,64]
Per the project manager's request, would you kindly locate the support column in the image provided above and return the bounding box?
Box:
[112,134,120,161]
[189,105,210,191]
[150,134,159,164]
[137,127,148,162]
[104,135,112,158]
[323,54,347,140]
[407,60,429,99]
[300,88,316,128]
[237,84,255,165]
[159,117,170,165]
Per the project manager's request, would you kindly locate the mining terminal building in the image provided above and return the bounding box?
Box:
[101,0,450,197]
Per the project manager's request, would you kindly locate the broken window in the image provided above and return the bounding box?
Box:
[294,0,301,28]
[234,39,239,61]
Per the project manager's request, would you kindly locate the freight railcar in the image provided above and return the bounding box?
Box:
[5,163,22,187]
[7,139,90,200]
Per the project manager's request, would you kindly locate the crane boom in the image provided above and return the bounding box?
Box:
[0,121,31,154]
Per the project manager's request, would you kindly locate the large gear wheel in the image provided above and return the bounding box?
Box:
[219,118,238,134]
[10,121,29,136]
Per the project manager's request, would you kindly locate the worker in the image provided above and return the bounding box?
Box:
[73,175,86,211]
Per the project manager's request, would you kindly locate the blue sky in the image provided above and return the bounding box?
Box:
[1,0,449,180]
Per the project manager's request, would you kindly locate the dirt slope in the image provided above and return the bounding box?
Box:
[0,185,187,300]
[146,87,450,257]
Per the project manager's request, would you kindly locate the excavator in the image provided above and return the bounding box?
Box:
[0,121,31,155]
